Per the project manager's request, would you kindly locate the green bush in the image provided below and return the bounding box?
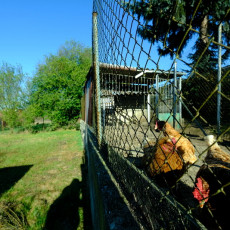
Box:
[26,124,52,133]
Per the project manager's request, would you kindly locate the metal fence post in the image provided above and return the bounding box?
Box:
[102,98,105,130]
[85,82,89,125]
[155,74,159,118]
[173,60,177,128]
[147,93,151,123]
[217,23,222,137]
[179,76,182,125]
[93,12,102,146]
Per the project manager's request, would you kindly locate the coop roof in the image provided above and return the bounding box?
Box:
[84,63,186,96]
[99,63,187,79]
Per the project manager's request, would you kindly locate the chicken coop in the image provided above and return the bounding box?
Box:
[84,63,186,131]
[81,1,230,230]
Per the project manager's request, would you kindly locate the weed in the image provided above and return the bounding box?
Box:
[0,202,29,230]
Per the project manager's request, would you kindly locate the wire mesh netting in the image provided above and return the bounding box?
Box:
[84,0,230,229]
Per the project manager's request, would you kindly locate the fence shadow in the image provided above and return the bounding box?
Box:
[0,165,33,197]
[80,157,93,230]
[44,161,92,230]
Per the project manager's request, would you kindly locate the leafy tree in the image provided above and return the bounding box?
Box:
[21,104,40,128]
[0,62,25,110]
[30,41,91,126]
[2,109,21,128]
[0,62,26,128]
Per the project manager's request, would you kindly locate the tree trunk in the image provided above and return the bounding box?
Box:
[200,15,209,43]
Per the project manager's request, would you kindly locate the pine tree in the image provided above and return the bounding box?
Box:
[125,0,230,62]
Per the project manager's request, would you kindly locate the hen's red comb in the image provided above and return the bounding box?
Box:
[171,137,177,145]
[192,177,209,206]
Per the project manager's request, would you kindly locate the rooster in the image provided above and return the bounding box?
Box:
[154,120,197,165]
[192,135,230,229]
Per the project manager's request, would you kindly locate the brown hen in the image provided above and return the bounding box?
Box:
[155,120,197,165]
[141,135,188,187]
[193,135,230,229]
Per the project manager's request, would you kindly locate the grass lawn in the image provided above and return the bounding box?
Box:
[0,129,92,230]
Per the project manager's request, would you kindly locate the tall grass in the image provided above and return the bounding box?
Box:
[0,129,91,229]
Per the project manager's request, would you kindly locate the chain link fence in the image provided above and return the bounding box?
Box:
[83,1,230,229]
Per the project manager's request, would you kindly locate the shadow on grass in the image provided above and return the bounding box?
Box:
[44,179,81,230]
[44,159,92,230]
[0,165,33,197]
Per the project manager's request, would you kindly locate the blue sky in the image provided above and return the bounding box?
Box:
[0,0,93,77]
